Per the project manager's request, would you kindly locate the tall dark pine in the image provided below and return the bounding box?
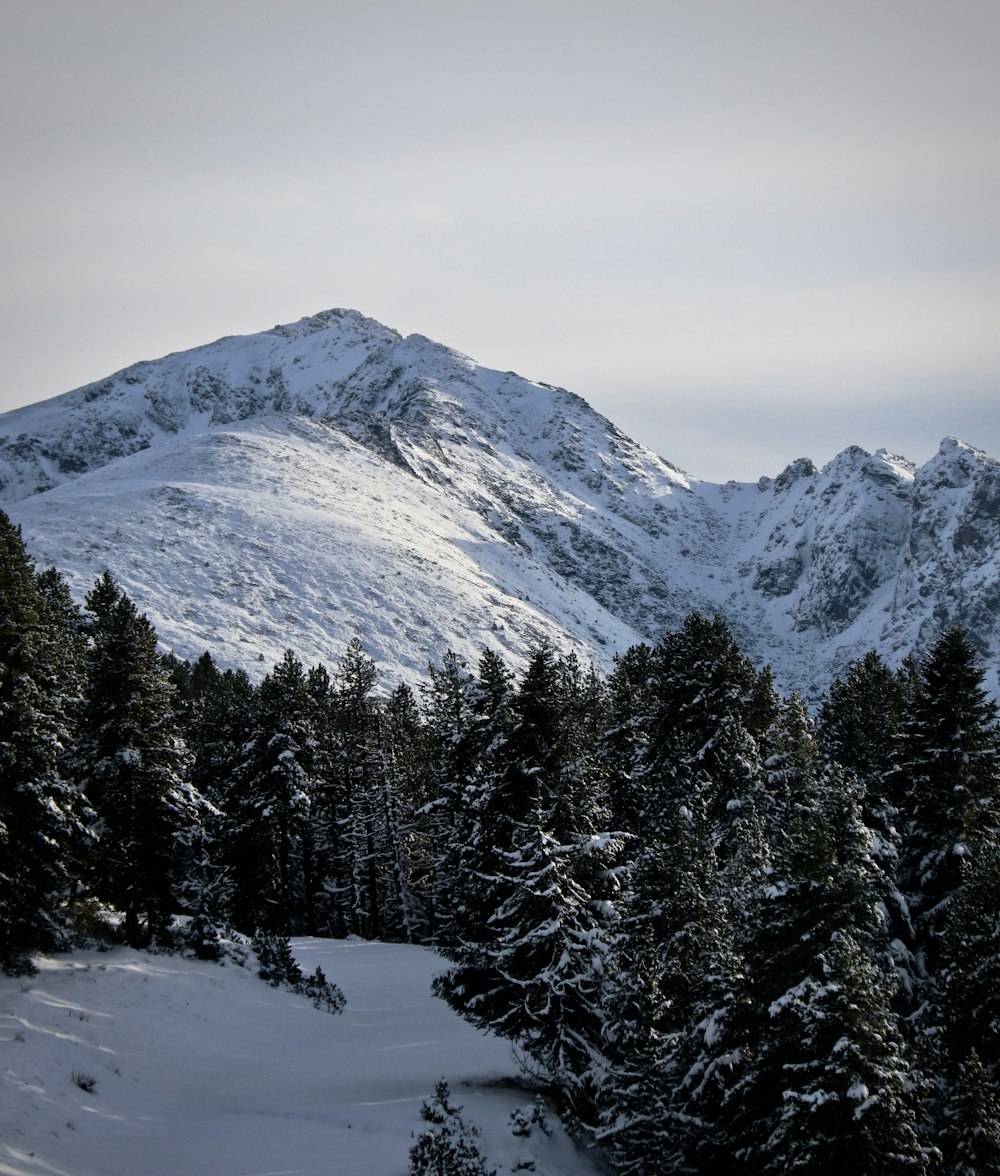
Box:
[331,639,385,940]
[640,613,775,871]
[0,512,87,971]
[376,682,430,942]
[600,801,738,1175]
[228,649,316,934]
[420,649,479,943]
[435,645,620,1127]
[818,651,907,855]
[430,647,516,987]
[600,616,772,1173]
[78,572,197,948]
[895,629,1000,1003]
[725,697,926,1173]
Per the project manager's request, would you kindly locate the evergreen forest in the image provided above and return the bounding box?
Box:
[3,507,1000,1174]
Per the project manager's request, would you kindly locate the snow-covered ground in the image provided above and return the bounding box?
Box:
[1,939,603,1176]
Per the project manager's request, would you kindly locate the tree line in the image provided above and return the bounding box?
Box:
[3,507,999,1173]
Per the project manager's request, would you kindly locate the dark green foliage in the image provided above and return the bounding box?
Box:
[77,572,198,948]
[408,1080,496,1176]
[723,703,926,1173]
[936,1049,1000,1174]
[228,650,316,934]
[251,931,346,1013]
[253,930,303,985]
[896,628,1000,976]
[435,645,622,1127]
[0,512,87,970]
[600,803,741,1174]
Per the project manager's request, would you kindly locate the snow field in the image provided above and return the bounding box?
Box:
[1,939,605,1176]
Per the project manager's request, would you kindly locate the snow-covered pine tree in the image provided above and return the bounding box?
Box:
[894,628,1000,1011]
[327,638,385,938]
[0,512,88,971]
[419,650,479,944]
[228,649,316,934]
[435,645,621,1128]
[935,1048,1000,1175]
[818,651,907,842]
[431,648,517,1015]
[818,650,911,962]
[723,698,927,1173]
[641,613,775,873]
[408,1080,496,1176]
[600,800,740,1175]
[177,654,256,941]
[376,682,430,942]
[594,614,775,1171]
[932,830,1000,1167]
[77,572,198,948]
[601,642,656,839]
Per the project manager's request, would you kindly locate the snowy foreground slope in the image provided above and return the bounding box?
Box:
[2,308,999,695]
[0,940,599,1176]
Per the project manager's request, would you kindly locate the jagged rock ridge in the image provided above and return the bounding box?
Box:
[2,309,998,697]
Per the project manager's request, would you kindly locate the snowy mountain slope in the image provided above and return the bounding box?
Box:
[0,939,600,1176]
[2,309,998,695]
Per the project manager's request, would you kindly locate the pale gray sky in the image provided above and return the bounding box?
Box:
[2,0,999,482]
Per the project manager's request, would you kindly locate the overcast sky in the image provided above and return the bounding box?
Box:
[2,1,998,482]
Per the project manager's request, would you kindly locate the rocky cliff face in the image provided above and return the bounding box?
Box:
[3,310,997,696]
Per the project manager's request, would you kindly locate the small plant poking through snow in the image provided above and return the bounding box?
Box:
[72,1071,97,1093]
[251,932,346,1014]
[508,1097,551,1139]
[409,1079,496,1176]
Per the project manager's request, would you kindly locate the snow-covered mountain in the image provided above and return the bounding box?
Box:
[2,308,998,697]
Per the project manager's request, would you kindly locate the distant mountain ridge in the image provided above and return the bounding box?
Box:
[3,308,998,697]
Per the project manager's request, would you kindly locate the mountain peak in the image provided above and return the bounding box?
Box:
[2,312,998,698]
[266,307,402,344]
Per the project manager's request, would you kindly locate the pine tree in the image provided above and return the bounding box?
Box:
[0,513,87,970]
[640,613,775,870]
[601,642,655,837]
[376,682,430,942]
[322,638,384,938]
[77,572,198,948]
[228,649,315,934]
[818,650,907,833]
[600,801,740,1174]
[933,837,1000,1168]
[724,702,926,1173]
[435,646,621,1127]
[420,650,478,943]
[408,1080,496,1176]
[818,651,911,957]
[431,648,516,1012]
[895,628,1000,1011]
[936,1048,1000,1175]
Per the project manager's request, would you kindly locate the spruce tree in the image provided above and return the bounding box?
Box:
[0,513,87,970]
[325,638,384,938]
[228,649,315,934]
[601,642,655,837]
[420,650,478,943]
[435,645,621,1127]
[77,572,198,948]
[895,628,1000,1010]
[408,1080,496,1176]
[376,682,430,942]
[724,699,926,1173]
[600,800,740,1174]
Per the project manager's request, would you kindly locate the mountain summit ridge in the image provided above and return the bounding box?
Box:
[3,310,998,697]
